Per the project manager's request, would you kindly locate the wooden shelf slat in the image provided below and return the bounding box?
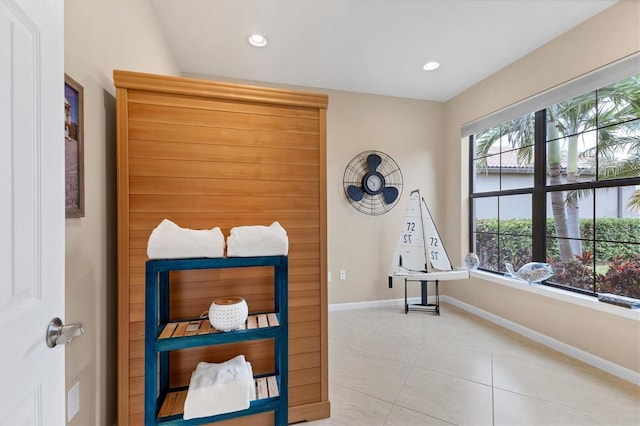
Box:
[158,392,178,418]
[266,376,279,397]
[158,323,177,339]
[158,313,279,340]
[267,313,279,327]
[157,375,280,421]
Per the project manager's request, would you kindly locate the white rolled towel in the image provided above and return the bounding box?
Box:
[183,355,255,420]
[226,222,288,257]
[147,219,225,259]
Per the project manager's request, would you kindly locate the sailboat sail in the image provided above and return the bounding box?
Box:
[422,200,453,271]
[389,189,467,283]
[389,190,428,274]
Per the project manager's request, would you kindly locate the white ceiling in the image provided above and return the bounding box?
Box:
[150,0,618,102]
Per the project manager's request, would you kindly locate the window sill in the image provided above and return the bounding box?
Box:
[469,270,640,321]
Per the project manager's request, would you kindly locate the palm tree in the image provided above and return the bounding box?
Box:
[579,75,640,213]
[629,190,640,213]
[475,74,640,264]
[546,110,576,261]
[546,90,605,260]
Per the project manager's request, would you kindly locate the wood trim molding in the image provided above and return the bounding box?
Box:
[319,108,329,403]
[113,70,329,109]
[115,87,131,423]
[289,401,331,424]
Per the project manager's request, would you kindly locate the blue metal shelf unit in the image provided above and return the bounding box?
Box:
[144,256,289,425]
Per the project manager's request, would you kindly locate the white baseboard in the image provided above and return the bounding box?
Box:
[441,295,640,386]
[328,296,639,386]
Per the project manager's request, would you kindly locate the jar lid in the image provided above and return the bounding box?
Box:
[212,296,245,306]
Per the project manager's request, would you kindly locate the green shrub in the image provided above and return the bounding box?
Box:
[475,217,640,264]
[475,217,640,298]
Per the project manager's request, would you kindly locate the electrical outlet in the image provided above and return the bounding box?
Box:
[328,271,332,282]
[68,382,80,422]
[339,270,346,280]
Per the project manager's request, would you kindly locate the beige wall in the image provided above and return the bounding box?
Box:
[442,0,640,375]
[64,1,179,425]
[325,90,445,304]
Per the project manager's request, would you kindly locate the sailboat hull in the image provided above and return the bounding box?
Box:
[394,269,470,281]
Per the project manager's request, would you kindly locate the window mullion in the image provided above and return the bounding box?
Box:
[469,134,475,253]
[532,110,547,261]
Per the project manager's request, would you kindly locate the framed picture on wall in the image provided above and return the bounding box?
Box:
[65,73,84,218]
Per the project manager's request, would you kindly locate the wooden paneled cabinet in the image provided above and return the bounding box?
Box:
[114,70,329,425]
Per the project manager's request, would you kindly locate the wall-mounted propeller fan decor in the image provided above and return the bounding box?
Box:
[343,150,403,215]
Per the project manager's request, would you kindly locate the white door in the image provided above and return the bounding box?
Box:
[0,0,65,425]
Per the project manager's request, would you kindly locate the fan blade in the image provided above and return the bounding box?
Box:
[366,153,382,171]
[382,186,398,204]
[347,185,364,201]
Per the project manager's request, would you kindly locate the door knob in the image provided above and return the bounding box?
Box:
[46,317,84,348]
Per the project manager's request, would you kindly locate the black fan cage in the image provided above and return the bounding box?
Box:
[343,150,403,215]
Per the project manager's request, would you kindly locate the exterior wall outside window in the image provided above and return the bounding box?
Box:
[475,173,639,219]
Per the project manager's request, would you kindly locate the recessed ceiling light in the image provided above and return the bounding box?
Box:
[423,61,440,71]
[248,34,268,47]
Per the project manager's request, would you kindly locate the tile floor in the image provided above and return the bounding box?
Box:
[306,303,640,425]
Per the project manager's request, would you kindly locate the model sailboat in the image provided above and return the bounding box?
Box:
[388,189,469,286]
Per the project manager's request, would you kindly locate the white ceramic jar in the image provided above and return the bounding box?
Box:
[208,296,248,331]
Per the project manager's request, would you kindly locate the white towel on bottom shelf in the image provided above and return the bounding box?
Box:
[226,221,288,257]
[183,355,255,420]
[146,219,225,259]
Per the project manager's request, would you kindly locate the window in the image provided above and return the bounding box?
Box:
[470,75,640,299]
